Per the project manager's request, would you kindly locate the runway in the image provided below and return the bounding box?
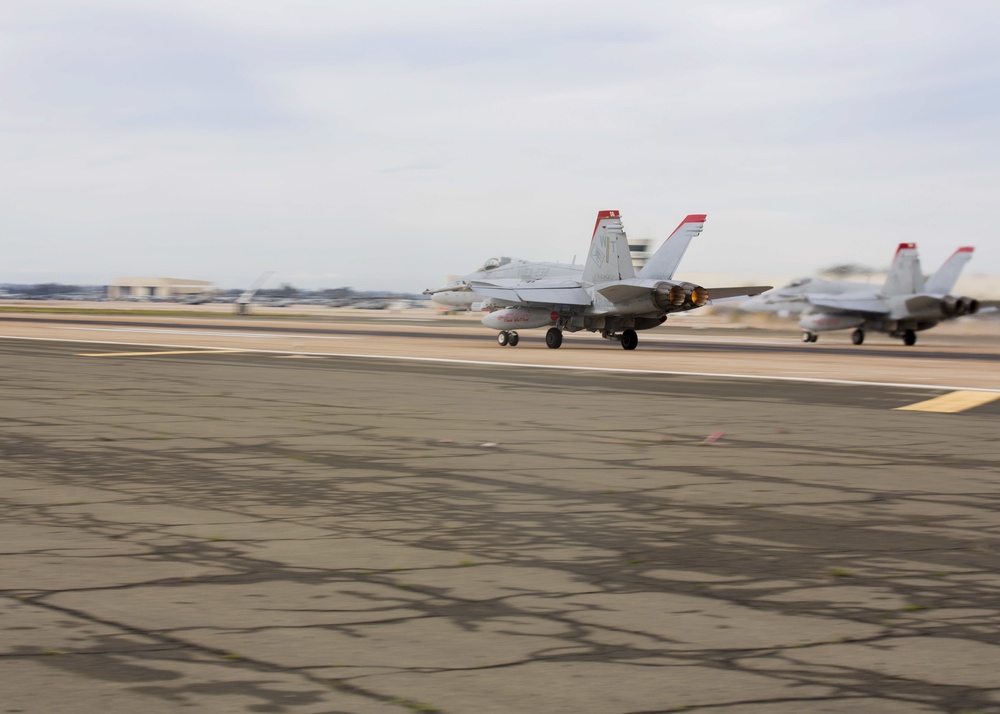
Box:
[2,310,1000,391]
[1,317,1000,713]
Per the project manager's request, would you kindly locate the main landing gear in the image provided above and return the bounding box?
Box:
[902,329,917,346]
[851,328,865,345]
[545,327,563,349]
[497,331,520,347]
[801,331,818,343]
[599,329,640,350]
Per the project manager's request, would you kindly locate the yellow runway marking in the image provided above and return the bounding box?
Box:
[77,349,247,357]
[895,390,1000,413]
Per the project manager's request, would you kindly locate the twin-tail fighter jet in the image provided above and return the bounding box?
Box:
[743,244,997,345]
[471,211,771,350]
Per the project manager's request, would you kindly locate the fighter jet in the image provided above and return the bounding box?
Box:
[743,244,996,345]
[471,210,771,350]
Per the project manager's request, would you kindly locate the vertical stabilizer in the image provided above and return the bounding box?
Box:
[882,243,923,296]
[582,210,635,284]
[637,214,707,279]
[924,247,974,294]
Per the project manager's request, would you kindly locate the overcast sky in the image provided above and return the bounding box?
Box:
[2,1,999,291]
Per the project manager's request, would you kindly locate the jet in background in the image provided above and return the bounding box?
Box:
[470,211,770,350]
[743,244,995,345]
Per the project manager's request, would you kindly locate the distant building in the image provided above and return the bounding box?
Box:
[107,277,214,300]
[628,238,654,272]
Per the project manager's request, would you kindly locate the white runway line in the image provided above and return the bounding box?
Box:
[56,326,354,340]
[3,333,1000,394]
[641,334,796,346]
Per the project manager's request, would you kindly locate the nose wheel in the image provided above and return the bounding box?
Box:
[902,330,917,346]
[801,331,818,343]
[851,329,865,345]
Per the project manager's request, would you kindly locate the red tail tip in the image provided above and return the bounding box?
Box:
[956,246,974,254]
[895,242,917,255]
[592,210,621,238]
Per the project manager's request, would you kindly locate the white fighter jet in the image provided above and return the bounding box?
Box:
[743,244,995,345]
[471,210,771,350]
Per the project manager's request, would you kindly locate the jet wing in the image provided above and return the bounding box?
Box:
[469,279,591,306]
[806,295,889,314]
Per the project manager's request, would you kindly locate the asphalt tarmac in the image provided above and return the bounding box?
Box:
[1,333,1000,713]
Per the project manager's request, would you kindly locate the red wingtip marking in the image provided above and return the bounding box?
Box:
[956,246,974,254]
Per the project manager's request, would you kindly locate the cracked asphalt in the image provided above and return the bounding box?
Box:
[1,337,999,713]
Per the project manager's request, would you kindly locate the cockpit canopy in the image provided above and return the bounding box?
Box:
[476,257,513,272]
[784,277,813,289]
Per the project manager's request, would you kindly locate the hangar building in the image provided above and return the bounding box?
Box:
[107,277,214,300]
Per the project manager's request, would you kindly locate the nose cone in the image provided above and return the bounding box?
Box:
[740,294,773,312]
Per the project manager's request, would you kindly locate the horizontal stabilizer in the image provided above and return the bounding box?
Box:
[704,285,772,300]
[597,279,662,302]
[902,294,946,314]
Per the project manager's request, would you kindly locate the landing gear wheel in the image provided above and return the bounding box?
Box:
[497,331,509,347]
[903,330,917,346]
[802,331,817,343]
[621,329,638,351]
[545,327,563,349]
[851,329,865,345]
[508,331,519,347]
